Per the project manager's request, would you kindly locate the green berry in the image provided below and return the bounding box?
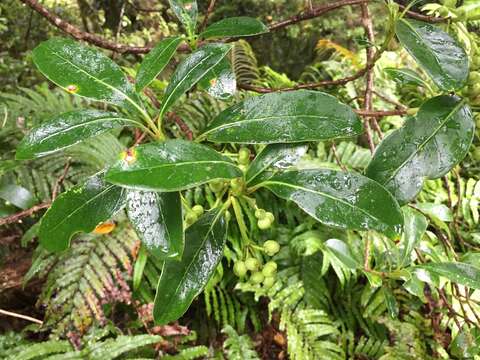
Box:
[265,212,275,222]
[225,210,232,221]
[469,71,480,84]
[263,276,275,289]
[192,205,204,217]
[255,209,266,219]
[263,240,280,256]
[238,164,248,172]
[233,261,247,278]
[262,261,277,277]
[238,147,251,165]
[185,212,198,225]
[230,178,244,195]
[209,180,224,193]
[250,271,264,284]
[245,257,261,271]
[472,148,480,162]
[257,218,272,230]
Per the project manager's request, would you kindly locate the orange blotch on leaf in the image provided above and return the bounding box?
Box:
[209,78,218,86]
[121,147,137,164]
[66,84,78,94]
[93,221,116,234]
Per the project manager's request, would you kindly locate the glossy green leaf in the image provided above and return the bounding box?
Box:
[384,67,427,87]
[159,43,231,117]
[127,190,184,259]
[153,209,226,325]
[32,38,140,110]
[366,95,474,204]
[418,262,480,289]
[246,143,308,185]
[0,183,36,209]
[259,169,404,238]
[200,17,268,39]
[325,239,359,269]
[203,90,363,144]
[198,58,236,100]
[16,110,136,160]
[168,0,198,31]
[135,36,183,92]
[395,19,468,91]
[39,174,126,252]
[105,139,242,192]
[399,207,427,267]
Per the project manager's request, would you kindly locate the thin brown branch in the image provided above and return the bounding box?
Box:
[360,2,376,152]
[0,203,50,227]
[52,158,71,200]
[200,0,216,32]
[355,109,407,117]
[0,309,43,325]
[19,0,369,54]
[396,3,449,24]
[167,112,193,140]
[331,142,347,171]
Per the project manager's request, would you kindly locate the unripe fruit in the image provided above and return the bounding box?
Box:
[263,276,275,289]
[245,257,261,271]
[469,71,480,84]
[263,240,280,256]
[257,218,272,230]
[209,180,224,193]
[234,261,247,278]
[238,147,251,165]
[472,147,480,162]
[265,212,275,222]
[238,164,248,172]
[250,271,264,284]
[262,261,277,277]
[192,205,204,217]
[225,210,232,221]
[255,209,267,219]
[185,212,198,225]
[230,178,244,195]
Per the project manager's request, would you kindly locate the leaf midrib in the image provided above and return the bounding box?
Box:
[158,211,224,320]
[47,46,140,111]
[160,47,228,116]
[261,179,385,227]
[114,160,238,174]
[45,184,120,234]
[34,116,136,145]
[383,99,464,184]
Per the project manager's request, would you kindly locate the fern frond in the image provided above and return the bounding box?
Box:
[231,40,260,85]
[162,345,209,360]
[39,223,139,337]
[222,325,260,360]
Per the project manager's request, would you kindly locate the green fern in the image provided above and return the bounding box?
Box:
[222,325,260,360]
[231,40,260,86]
[4,334,161,360]
[34,222,139,337]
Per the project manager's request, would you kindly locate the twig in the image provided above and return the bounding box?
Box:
[395,2,449,23]
[200,0,216,32]
[331,142,347,171]
[167,112,193,140]
[360,2,377,153]
[0,203,50,226]
[355,109,407,117]
[52,158,71,200]
[0,309,43,325]
[19,0,369,54]
[373,90,407,110]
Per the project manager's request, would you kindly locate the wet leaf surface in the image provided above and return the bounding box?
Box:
[135,36,183,93]
[418,262,480,289]
[159,43,231,117]
[39,174,126,252]
[153,209,226,325]
[259,169,404,238]
[395,19,468,91]
[127,190,184,259]
[16,110,136,160]
[105,139,242,191]
[168,0,198,31]
[366,95,474,204]
[204,90,363,144]
[246,143,308,185]
[198,58,236,99]
[32,38,140,110]
[200,17,268,39]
